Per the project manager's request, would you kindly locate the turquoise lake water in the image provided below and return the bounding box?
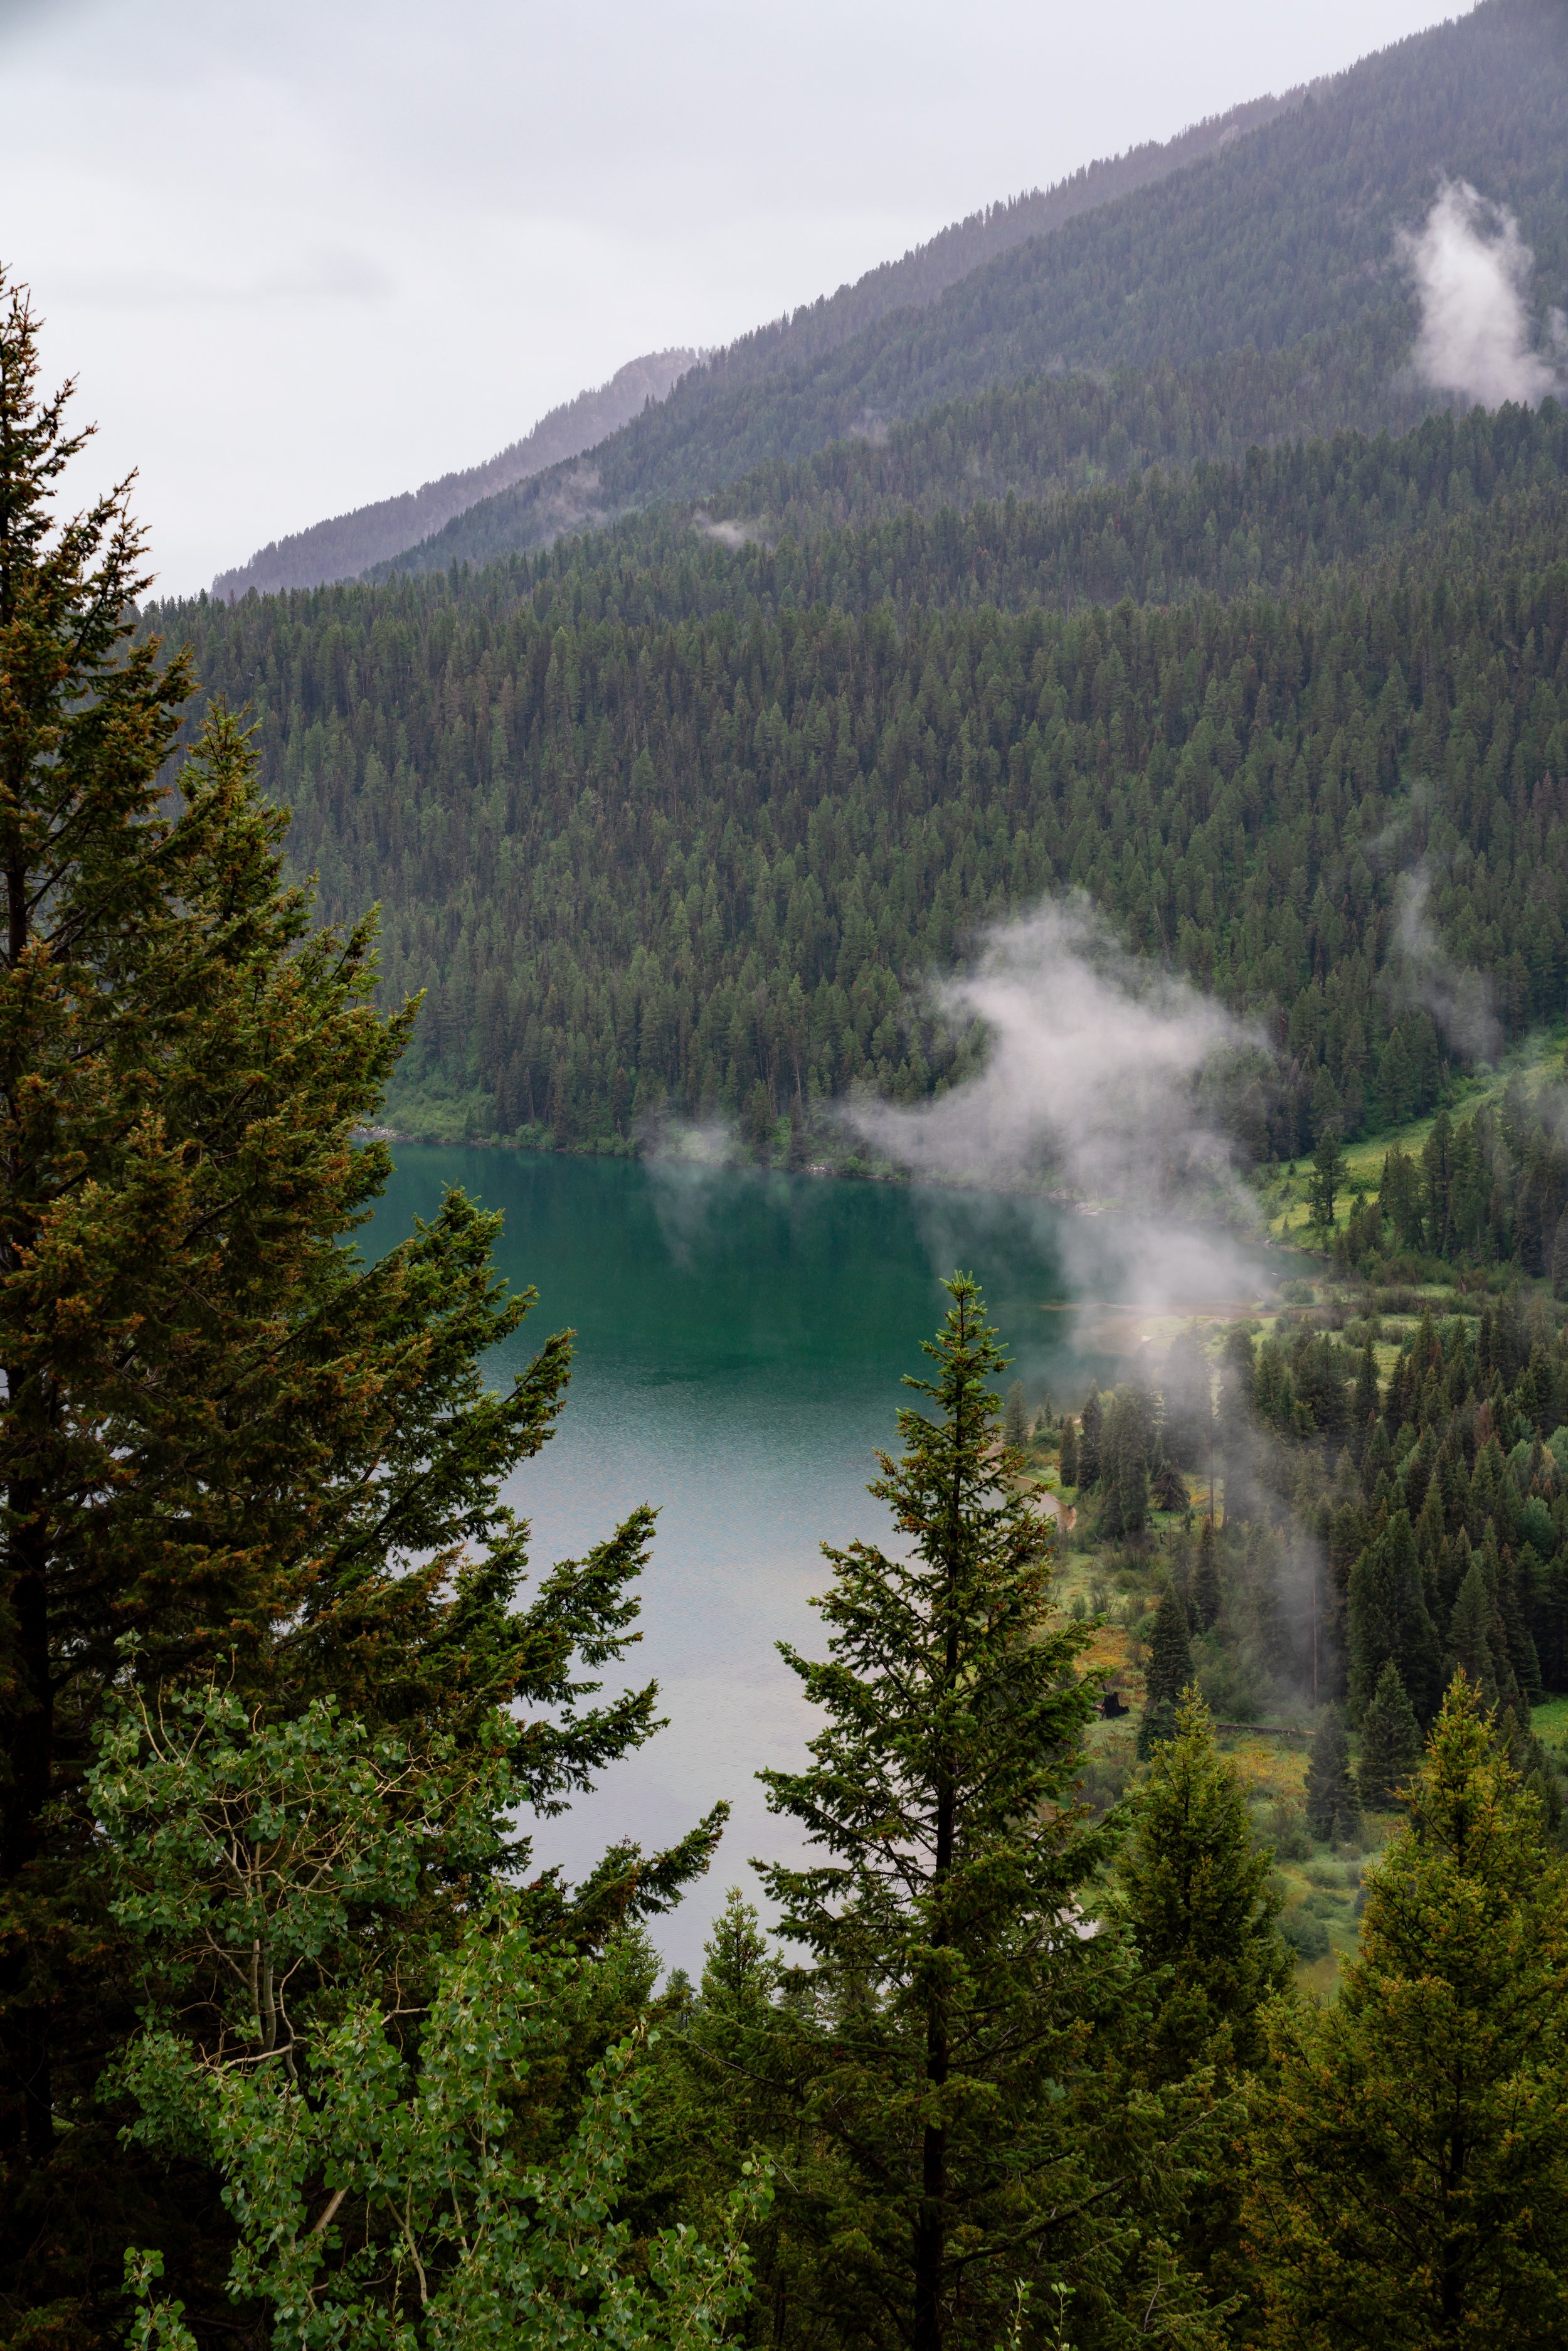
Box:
[372,1149,1269,1971]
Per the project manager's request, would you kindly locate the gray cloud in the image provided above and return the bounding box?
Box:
[50,250,393,310]
[1397,178,1565,409]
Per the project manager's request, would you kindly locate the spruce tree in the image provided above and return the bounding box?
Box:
[1304,1708,1360,1843]
[1447,1557,1503,1706]
[1150,1455,1189,1514]
[1307,1122,1347,1231]
[1356,1660,1423,1809]
[1077,1386,1103,1487]
[1347,1509,1443,1724]
[1248,1677,1568,2342]
[1115,1690,1290,2081]
[1352,1337,1380,1463]
[758,1278,1144,2351]
[1057,1416,1079,1489]
[1003,1378,1027,1451]
[1144,1582,1194,1712]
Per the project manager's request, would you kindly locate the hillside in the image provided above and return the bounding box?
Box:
[212,347,697,598]
[374,0,1568,578]
[155,402,1568,1157]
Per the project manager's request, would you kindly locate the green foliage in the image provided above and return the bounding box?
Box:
[1304,1710,1361,1845]
[120,1913,761,2351]
[752,1279,1216,2347]
[0,277,722,2341]
[1356,1662,1423,1810]
[1248,1677,1568,2345]
[1308,1125,1348,1234]
[1347,1512,1443,1727]
[1144,1586,1195,1714]
[1058,1415,1079,1489]
[161,404,1568,1157]
[1114,1691,1290,2079]
[92,1645,748,2350]
[1352,1083,1568,1279]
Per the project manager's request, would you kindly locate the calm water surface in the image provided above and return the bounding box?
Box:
[371,1150,1264,1970]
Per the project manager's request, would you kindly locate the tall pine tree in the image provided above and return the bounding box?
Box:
[758,1278,1192,2350]
[1304,1709,1360,1843]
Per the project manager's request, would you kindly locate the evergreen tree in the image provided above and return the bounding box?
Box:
[1192,1516,1222,1629]
[1307,1122,1348,1231]
[1115,1690,1290,2081]
[1003,1378,1027,1452]
[1077,1387,1103,1488]
[1099,1388,1151,1542]
[1144,1583,1194,1712]
[1150,1456,1190,1514]
[1448,1557,1504,1707]
[757,1278,1175,2350]
[1304,1708,1360,1843]
[1057,1416,1079,1489]
[1356,1660,1423,1810]
[1552,1213,1568,1303]
[93,1681,750,2351]
[1247,1677,1568,2343]
[1352,1337,1380,1463]
[0,282,721,2337]
[1347,1509,1443,1724]
[1159,1329,1214,1471]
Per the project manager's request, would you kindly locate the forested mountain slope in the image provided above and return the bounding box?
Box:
[213,91,1298,603]
[450,320,1448,618]
[660,89,1302,390]
[376,0,1568,578]
[157,402,1568,1156]
[213,348,698,598]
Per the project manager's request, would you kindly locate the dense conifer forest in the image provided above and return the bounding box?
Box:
[164,398,1568,1153]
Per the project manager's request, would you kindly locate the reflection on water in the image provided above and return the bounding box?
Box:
[371,1150,1271,1971]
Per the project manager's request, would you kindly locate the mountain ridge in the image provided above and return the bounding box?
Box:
[213,346,699,598]
[371,1,1565,582]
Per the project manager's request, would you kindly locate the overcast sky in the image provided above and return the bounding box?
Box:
[1,0,1467,593]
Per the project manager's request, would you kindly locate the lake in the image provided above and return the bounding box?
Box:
[371,1148,1270,1972]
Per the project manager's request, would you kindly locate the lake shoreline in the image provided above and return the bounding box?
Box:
[358,1125,1298,1248]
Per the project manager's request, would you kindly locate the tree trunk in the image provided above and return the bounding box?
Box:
[916,1398,962,2351]
[0,1474,54,2160]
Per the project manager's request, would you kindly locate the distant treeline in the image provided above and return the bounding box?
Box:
[449,396,1568,630]
[1343,1071,1568,1283]
[159,404,1568,1160]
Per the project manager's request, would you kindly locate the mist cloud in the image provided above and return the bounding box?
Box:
[1389,864,1501,1063]
[845,899,1264,1228]
[1398,178,1565,409]
[694,514,771,551]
